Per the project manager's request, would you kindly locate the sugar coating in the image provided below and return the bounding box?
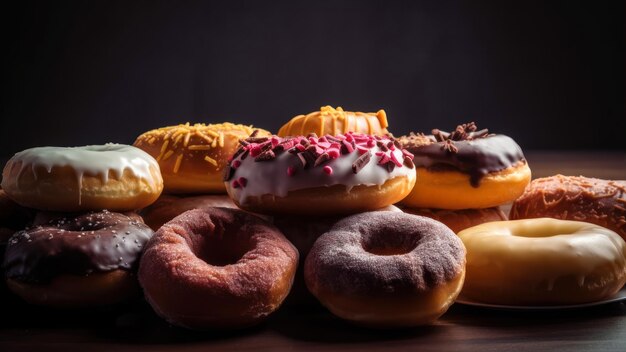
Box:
[304,212,465,296]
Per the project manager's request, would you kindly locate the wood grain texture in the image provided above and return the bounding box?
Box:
[1,152,625,352]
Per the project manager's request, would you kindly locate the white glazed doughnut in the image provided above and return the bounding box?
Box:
[2,144,163,212]
[224,132,417,215]
[458,218,626,305]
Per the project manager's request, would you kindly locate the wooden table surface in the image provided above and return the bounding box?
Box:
[1,151,625,352]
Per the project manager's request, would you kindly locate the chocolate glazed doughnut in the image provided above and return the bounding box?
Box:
[4,210,153,308]
[305,212,466,327]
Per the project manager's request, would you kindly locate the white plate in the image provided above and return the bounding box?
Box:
[455,287,626,311]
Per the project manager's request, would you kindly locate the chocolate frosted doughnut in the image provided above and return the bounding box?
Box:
[398,122,531,209]
[510,175,626,240]
[4,210,153,307]
[139,207,298,330]
[304,212,466,327]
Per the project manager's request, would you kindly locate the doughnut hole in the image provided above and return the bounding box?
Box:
[361,226,419,256]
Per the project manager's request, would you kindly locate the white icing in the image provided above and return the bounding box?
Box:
[6,144,161,204]
[228,145,416,205]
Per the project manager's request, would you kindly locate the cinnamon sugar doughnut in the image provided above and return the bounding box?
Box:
[510,175,626,240]
[138,207,298,329]
[304,212,466,327]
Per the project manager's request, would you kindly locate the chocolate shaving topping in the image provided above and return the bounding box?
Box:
[223,164,235,181]
[403,156,415,169]
[384,161,396,172]
[314,153,330,167]
[301,150,316,169]
[376,140,389,151]
[352,150,371,174]
[441,140,459,153]
[249,130,260,138]
[255,149,276,162]
[246,137,270,144]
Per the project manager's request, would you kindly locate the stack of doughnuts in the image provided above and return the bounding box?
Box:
[1,144,162,307]
[397,122,531,232]
[134,123,270,230]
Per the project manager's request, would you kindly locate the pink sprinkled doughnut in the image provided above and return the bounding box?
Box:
[138,207,298,330]
[224,132,417,215]
[304,211,466,327]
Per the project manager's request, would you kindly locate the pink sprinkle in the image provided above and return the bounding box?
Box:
[345,134,354,142]
[375,151,385,157]
[231,179,240,188]
[342,140,354,153]
[390,151,403,167]
[237,177,247,187]
[356,145,370,154]
[287,166,296,176]
[402,149,415,160]
[367,139,375,148]
[308,137,318,145]
[327,148,340,159]
[232,160,241,168]
[295,144,306,152]
[317,141,331,149]
[319,136,328,143]
[315,146,324,155]
[323,166,333,175]
[271,136,281,148]
[378,154,390,165]
[249,144,263,157]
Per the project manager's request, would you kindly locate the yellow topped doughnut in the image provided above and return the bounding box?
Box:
[458,218,626,305]
[134,123,270,194]
[277,106,389,137]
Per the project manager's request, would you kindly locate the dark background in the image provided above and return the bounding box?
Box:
[1,0,624,155]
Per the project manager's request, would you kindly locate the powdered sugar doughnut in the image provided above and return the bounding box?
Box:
[304,211,466,327]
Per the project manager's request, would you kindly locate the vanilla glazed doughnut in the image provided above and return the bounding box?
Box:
[458,218,626,305]
[398,122,531,209]
[1,144,163,212]
[304,212,466,327]
[134,123,270,194]
[4,210,154,307]
[510,175,626,240]
[139,207,298,330]
[224,132,416,215]
[278,105,389,137]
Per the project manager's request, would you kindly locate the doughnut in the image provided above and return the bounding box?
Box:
[138,207,298,329]
[398,122,531,209]
[274,205,402,305]
[140,194,238,231]
[224,132,417,215]
[277,106,389,137]
[134,123,270,194]
[510,175,626,240]
[304,212,466,327]
[1,144,163,212]
[458,218,626,305]
[401,207,507,233]
[4,210,154,307]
